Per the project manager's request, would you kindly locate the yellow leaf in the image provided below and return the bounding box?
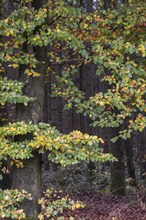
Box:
[109,14,115,19]
[83,23,88,28]
[99,138,104,144]
[9,29,14,35]
[5,54,11,61]
[99,101,105,106]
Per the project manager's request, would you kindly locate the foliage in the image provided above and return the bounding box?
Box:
[0,0,145,218]
[0,0,114,181]
[0,0,115,167]
[0,1,145,138]
[0,76,33,105]
[0,189,32,219]
[38,189,85,220]
[0,0,88,73]
[0,188,84,220]
[53,1,146,141]
[0,121,115,169]
[2,0,145,142]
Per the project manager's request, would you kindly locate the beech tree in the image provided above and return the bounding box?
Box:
[0,0,115,218]
[0,0,145,218]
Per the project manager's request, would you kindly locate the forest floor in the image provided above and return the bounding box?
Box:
[63,191,146,220]
[43,165,146,220]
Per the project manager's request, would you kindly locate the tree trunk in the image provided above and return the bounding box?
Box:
[13,152,42,217]
[109,129,126,196]
[13,52,47,219]
[125,138,137,186]
[12,0,47,218]
[139,129,146,181]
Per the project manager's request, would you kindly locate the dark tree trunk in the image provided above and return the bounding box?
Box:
[109,129,126,196]
[139,129,146,181]
[125,138,137,186]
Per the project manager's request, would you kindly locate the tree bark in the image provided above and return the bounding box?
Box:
[13,52,47,219]
[13,152,42,217]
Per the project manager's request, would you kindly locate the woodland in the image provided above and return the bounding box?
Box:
[0,0,146,219]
